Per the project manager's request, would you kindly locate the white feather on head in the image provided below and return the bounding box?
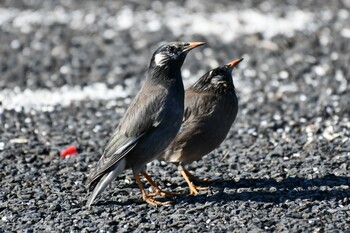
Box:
[154,53,168,67]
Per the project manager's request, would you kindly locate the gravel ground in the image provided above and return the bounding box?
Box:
[1,0,350,232]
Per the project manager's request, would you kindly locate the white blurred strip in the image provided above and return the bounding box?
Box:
[167,9,316,42]
[0,7,317,40]
[0,83,128,111]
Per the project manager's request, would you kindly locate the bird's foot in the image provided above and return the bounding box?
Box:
[140,171,181,197]
[142,194,172,206]
[180,169,210,195]
[188,182,208,195]
[148,189,180,197]
[133,172,173,206]
[185,170,215,184]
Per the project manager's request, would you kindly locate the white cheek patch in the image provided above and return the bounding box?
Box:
[211,77,225,85]
[154,53,168,66]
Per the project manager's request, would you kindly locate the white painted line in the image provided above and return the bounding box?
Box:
[0,83,128,111]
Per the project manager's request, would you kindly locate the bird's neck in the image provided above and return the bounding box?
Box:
[148,66,182,83]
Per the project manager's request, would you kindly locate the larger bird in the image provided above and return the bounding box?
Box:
[162,58,243,195]
[86,42,205,206]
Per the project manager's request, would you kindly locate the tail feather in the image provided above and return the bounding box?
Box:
[86,158,126,208]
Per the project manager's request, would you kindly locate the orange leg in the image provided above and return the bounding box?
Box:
[179,168,208,195]
[141,171,180,197]
[133,171,171,206]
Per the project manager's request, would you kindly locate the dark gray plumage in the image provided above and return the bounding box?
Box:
[162,58,243,194]
[86,42,205,206]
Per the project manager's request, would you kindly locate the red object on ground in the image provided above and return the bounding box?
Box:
[60,145,79,157]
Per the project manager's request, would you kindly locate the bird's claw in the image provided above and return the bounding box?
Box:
[189,183,209,195]
[143,195,172,206]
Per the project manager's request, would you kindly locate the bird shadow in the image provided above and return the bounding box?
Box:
[87,174,349,208]
[173,174,350,204]
[208,174,349,190]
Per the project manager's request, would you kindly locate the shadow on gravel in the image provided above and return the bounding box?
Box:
[92,200,137,207]
[175,174,350,204]
[211,174,350,190]
[90,174,349,207]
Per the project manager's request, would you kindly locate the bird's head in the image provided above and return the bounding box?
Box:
[150,42,205,69]
[192,58,243,93]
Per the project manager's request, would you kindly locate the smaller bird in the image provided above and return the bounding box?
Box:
[86,42,205,207]
[161,58,243,195]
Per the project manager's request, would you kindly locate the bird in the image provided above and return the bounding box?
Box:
[86,42,205,207]
[161,58,243,195]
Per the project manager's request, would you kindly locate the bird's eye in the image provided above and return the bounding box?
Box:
[167,46,176,54]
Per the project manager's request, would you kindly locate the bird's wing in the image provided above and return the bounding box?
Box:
[87,83,168,187]
[118,83,169,136]
[173,91,215,145]
[183,91,215,124]
[86,133,143,187]
[163,90,214,161]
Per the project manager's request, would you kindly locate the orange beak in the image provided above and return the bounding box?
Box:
[227,58,244,68]
[184,42,206,52]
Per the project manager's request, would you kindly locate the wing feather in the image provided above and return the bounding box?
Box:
[87,83,167,187]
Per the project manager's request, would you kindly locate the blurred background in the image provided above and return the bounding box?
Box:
[1,0,349,112]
